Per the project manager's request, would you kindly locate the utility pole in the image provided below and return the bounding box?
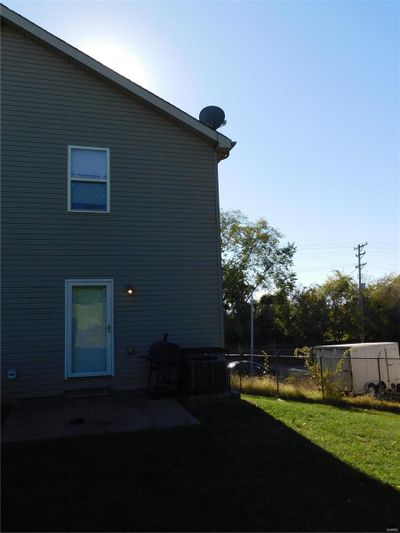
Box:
[354,242,367,342]
[250,292,254,374]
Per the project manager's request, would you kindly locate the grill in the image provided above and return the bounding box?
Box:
[147,340,182,392]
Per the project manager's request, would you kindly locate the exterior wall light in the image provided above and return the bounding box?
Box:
[126,286,134,296]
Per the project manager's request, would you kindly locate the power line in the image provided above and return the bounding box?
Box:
[296,265,356,273]
[296,242,399,251]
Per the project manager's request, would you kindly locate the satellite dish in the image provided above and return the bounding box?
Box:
[199,106,226,129]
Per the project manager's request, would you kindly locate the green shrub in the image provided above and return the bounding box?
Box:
[294,346,350,400]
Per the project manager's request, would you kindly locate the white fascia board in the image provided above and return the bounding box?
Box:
[1,4,234,154]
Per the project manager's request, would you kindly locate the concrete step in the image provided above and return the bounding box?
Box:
[64,387,110,399]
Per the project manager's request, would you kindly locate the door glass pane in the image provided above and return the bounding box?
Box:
[71,181,107,211]
[72,286,107,374]
[71,148,107,179]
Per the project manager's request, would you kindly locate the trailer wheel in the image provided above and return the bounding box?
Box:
[366,383,377,397]
[377,382,386,398]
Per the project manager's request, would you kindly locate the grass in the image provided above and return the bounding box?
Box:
[3,397,400,532]
[232,373,321,400]
[245,394,400,489]
[231,374,400,413]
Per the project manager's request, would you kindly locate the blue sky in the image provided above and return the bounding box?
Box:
[4,0,400,287]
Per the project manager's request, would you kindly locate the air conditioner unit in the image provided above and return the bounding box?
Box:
[185,355,228,393]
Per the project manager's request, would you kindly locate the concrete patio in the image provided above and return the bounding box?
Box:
[2,393,199,443]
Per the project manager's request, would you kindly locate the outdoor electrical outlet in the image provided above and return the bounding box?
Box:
[7,369,17,380]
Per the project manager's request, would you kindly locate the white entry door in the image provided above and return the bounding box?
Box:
[65,280,114,378]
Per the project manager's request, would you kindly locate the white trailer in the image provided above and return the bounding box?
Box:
[312,342,400,395]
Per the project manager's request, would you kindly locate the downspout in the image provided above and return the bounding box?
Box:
[214,149,225,348]
[214,139,236,347]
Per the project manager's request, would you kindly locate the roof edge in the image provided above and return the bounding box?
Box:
[313,342,398,349]
[0,3,235,154]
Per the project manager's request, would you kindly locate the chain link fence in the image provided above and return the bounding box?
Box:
[226,351,400,400]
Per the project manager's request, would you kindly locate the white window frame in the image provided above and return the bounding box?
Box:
[65,279,114,379]
[68,145,110,213]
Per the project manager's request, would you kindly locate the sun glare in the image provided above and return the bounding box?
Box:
[79,40,151,90]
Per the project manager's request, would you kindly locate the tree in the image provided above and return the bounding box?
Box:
[318,271,359,342]
[364,275,400,343]
[291,286,329,345]
[220,209,296,345]
[254,287,294,345]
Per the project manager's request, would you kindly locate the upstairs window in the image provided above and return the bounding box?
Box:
[68,146,110,212]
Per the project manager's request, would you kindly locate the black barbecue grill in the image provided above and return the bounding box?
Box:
[147,340,182,392]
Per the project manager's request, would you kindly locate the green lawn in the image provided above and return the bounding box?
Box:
[245,395,400,489]
[2,397,400,532]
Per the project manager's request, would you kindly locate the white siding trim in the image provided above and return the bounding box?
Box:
[64,279,114,379]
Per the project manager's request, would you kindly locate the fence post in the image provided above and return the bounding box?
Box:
[320,356,325,400]
[239,349,243,394]
[276,353,280,398]
[377,355,382,384]
[226,353,231,393]
[377,355,382,400]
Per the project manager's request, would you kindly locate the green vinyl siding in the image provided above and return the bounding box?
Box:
[1,21,224,399]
